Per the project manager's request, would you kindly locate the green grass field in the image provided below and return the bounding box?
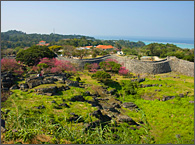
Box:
[1,71,194,144]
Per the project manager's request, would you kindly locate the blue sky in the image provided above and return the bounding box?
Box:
[1,1,194,39]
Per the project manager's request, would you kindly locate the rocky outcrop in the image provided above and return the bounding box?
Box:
[122,102,139,110]
[1,119,6,133]
[1,72,16,91]
[70,95,85,102]
[65,79,79,87]
[34,86,58,96]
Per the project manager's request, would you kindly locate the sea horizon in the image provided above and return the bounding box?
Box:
[93,36,194,49]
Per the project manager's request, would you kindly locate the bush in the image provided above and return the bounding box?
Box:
[16,45,56,66]
[119,66,129,76]
[37,57,77,74]
[84,63,91,70]
[121,80,138,95]
[99,59,121,73]
[76,77,81,82]
[92,53,97,58]
[91,71,111,82]
[1,58,24,75]
[84,63,99,72]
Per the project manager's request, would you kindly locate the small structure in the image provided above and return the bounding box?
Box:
[117,51,123,55]
[141,56,153,61]
[96,45,114,51]
[141,56,163,61]
[76,46,92,50]
[37,41,50,46]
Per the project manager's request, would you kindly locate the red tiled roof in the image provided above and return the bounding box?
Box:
[39,41,46,42]
[96,45,113,49]
[36,43,50,46]
[85,46,93,48]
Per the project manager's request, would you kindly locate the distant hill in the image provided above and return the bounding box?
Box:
[1,30,95,49]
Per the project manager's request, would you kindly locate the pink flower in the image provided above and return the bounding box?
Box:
[119,66,129,76]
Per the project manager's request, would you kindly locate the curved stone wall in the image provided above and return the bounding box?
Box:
[57,55,194,77]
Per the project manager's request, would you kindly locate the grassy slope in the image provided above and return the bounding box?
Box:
[1,71,194,144]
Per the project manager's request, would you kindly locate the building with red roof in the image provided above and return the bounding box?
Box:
[37,41,50,46]
[96,45,114,50]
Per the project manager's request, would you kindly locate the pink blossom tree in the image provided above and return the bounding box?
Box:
[1,58,24,75]
[119,66,129,76]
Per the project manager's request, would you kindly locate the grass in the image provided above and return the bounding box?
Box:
[1,71,194,144]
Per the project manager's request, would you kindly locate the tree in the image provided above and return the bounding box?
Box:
[91,71,111,82]
[74,49,89,59]
[48,45,62,53]
[115,43,122,51]
[16,46,56,66]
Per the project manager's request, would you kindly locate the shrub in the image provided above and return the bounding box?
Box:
[16,45,56,66]
[1,58,24,75]
[76,77,81,82]
[121,80,138,95]
[84,63,99,72]
[37,57,77,74]
[84,63,91,70]
[99,60,121,73]
[119,66,129,76]
[91,71,111,82]
[37,63,48,71]
[92,53,97,58]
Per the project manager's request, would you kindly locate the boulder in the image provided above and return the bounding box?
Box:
[59,103,70,108]
[34,86,58,95]
[70,95,85,102]
[122,102,138,109]
[67,113,84,122]
[162,96,175,101]
[108,88,117,95]
[179,94,184,98]
[27,80,42,89]
[66,79,79,87]
[117,115,137,125]
[92,110,111,122]
[10,84,19,90]
[83,91,91,96]
[1,119,6,133]
[84,120,100,131]
[19,83,29,90]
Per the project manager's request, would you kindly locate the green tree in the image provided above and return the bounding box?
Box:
[16,46,56,66]
[91,71,111,82]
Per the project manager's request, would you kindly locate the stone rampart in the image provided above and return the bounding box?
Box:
[57,55,194,77]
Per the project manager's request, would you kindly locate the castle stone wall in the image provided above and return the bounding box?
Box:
[57,55,194,77]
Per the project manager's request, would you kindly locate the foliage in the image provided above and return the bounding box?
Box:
[76,77,81,82]
[1,58,24,75]
[84,63,99,72]
[16,45,56,66]
[37,57,77,74]
[91,71,111,82]
[92,53,97,58]
[48,45,62,53]
[73,49,89,59]
[121,80,138,95]
[118,66,129,76]
[99,59,121,73]
[1,30,94,49]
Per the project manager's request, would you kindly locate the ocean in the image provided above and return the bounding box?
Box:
[94,36,194,49]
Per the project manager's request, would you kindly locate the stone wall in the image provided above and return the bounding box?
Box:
[168,56,194,77]
[57,55,194,77]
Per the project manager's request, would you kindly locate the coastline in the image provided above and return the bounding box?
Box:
[94,36,194,49]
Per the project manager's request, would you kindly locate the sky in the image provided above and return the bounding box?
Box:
[1,1,194,39]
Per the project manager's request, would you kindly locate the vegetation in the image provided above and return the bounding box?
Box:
[1,30,194,144]
[91,71,111,82]
[1,70,194,144]
[16,46,56,66]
